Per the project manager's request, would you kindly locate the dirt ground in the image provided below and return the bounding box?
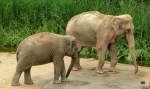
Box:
[0,52,150,89]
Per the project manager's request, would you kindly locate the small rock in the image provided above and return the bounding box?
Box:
[140,81,150,89]
[141,81,146,84]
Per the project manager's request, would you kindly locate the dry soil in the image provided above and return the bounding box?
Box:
[0,52,150,89]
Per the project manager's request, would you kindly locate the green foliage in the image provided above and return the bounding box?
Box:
[0,0,150,66]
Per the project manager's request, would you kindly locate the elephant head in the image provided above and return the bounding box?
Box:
[112,14,138,74]
[64,36,78,77]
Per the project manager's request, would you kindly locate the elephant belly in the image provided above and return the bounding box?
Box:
[19,47,53,66]
[31,48,53,66]
[69,26,97,47]
[77,37,96,47]
[32,55,52,66]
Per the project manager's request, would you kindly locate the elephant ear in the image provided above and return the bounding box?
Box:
[112,15,134,37]
[65,37,76,56]
[112,15,132,31]
[112,17,122,31]
[70,40,77,53]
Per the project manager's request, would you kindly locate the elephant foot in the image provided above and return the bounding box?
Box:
[72,65,82,71]
[96,69,104,74]
[61,78,67,82]
[109,68,118,73]
[53,80,62,84]
[11,81,20,86]
[24,80,34,85]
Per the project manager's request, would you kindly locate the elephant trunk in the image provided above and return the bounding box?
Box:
[66,53,76,78]
[126,29,138,74]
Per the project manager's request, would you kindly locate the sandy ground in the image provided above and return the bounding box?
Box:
[0,52,150,89]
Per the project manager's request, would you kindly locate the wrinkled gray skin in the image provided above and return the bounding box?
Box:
[66,11,138,74]
[11,32,78,86]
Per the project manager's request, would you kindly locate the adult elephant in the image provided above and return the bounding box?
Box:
[66,11,138,74]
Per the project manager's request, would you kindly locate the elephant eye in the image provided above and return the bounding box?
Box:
[126,29,130,32]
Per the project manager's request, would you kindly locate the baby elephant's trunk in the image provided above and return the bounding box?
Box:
[66,56,75,78]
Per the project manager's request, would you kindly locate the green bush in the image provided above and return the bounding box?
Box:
[0,0,150,66]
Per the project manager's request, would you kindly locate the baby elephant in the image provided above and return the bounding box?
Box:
[11,32,78,86]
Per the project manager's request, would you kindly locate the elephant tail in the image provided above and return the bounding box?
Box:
[66,57,75,78]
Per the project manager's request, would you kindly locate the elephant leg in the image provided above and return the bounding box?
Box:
[73,44,82,71]
[96,43,108,74]
[61,60,67,82]
[11,64,24,86]
[24,67,33,85]
[108,43,118,72]
[53,56,63,84]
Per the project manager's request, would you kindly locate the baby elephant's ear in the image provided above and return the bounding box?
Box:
[70,40,77,53]
[69,40,75,49]
[66,39,72,49]
[65,38,73,51]
[71,40,76,46]
[71,40,77,52]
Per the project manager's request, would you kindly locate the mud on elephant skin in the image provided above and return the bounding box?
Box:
[66,11,138,74]
[11,32,78,86]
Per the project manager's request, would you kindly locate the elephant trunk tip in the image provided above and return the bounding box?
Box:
[66,58,74,78]
[66,71,70,78]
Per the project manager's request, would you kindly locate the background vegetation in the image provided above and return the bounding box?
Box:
[0,0,150,66]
